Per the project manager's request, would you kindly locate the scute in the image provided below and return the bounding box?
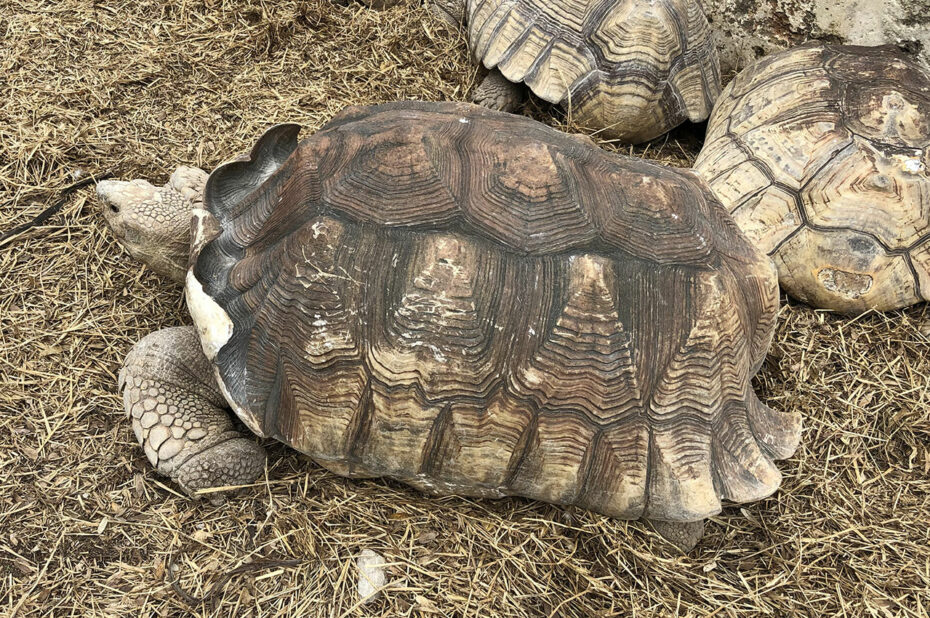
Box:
[731,184,802,251]
[908,240,930,301]
[461,138,596,252]
[431,392,534,492]
[694,43,930,312]
[802,139,930,248]
[367,231,510,398]
[467,0,720,142]
[773,226,921,312]
[843,84,930,148]
[189,101,794,523]
[577,420,649,517]
[508,254,642,423]
[507,410,599,505]
[738,117,850,190]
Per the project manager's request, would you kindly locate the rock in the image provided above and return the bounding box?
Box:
[700,0,930,76]
[356,549,388,605]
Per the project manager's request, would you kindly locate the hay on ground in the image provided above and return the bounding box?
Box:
[0,1,927,615]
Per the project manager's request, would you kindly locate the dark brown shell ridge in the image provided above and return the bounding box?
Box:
[203,102,760,264]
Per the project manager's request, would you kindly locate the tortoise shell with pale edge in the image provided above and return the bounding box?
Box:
[468,0,721,143]
[187,101,798,523]
[694,43,930,313]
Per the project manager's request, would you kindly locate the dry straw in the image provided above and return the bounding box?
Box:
[1,0,928,615]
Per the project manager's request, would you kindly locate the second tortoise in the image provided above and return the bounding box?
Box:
[425,0,722,143]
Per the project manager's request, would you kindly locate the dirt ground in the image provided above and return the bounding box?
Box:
[1,1,928,616]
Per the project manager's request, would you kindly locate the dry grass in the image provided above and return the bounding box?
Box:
[0,1,928,616]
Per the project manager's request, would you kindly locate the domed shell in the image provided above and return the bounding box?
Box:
[694,43,930,313]
[468,0,721,143]
[187,101,798,524]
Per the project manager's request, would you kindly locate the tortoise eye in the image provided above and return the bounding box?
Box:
[109,203,120,214]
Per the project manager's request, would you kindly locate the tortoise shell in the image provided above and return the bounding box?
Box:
[694,43,930,313]
[186,101,798,523]
[467,0,721,143]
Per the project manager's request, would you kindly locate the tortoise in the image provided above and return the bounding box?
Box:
[96,101,800,551]
[693,43,930,313]
[421,0,722,144]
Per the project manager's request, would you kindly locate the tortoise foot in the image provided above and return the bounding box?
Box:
[120,326,266,499]
[646,519,705,553]
[427,0,466,28]
[470,69,526,113]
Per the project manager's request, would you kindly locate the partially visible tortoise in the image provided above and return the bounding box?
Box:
[97,101,799,551]
[423,0,721,143]
[694,43,930,313]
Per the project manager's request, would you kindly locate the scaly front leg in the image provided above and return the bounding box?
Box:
[120,326,266,498]
[428,0,466,28]
[646,519,705,553]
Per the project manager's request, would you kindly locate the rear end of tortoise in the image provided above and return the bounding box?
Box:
[97,101,800,553]
[395,0,723,144]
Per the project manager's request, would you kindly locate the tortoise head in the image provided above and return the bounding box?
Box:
[97,166,208,284]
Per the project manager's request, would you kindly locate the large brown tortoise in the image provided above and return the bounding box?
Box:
[421,0,722,144]
[97,101,800,551]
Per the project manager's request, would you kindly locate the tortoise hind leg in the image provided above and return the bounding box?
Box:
[471,69,527,112]
[119,326,266,499]
[645,519,705,553]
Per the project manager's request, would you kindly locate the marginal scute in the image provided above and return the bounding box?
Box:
[432,391,535,491]
[204,123,301,224]
[694,43,930,313]
[909,241,930,299]
[773,226,920,312]
[711,403,781,504]
[746,394,801,461]
[721,256,779,375]
[506,410,598,505]
[277,360,369,463]
[645,422,719,520]
[375,385,444,468]
[709,160,771,207]
[817,268,873,298]
[190,101,795,523]
[577,420,649,517]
